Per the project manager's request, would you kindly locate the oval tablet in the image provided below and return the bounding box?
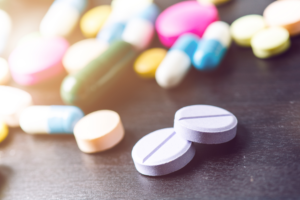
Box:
[63,39,108,74]
[74,110,124,153]
[251,27,290,59]
[264,0,300,36]
[132,127,195,176]
[156,1,218,47]
[230,15,266,47]
[0,86,32,127]
[134,48,167,79]
[0,9,12,54]
[174,105,237,144]
[80,5,111,38]
[9,37,69,85]
[20,105,84,134]
[0,121,8,143]
[0,57,10,85]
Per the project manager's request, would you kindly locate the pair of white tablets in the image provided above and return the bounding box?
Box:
[132,105,238,176]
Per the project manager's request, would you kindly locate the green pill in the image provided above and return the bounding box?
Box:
[60,40,138,106]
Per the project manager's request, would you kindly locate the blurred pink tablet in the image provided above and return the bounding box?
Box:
[156,1,218,47]
[9,37,69,85]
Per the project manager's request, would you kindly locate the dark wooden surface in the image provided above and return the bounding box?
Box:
[2,0,300,199]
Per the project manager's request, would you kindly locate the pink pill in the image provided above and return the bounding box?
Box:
[9,37,69,85]
[155,1,218,47]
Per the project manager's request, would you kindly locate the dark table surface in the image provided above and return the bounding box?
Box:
[2,0,300,199]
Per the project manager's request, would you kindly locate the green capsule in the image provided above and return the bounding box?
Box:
[60,40,138,106]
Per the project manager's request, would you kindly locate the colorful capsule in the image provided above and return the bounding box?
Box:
[155,34,199,89]
[193,21,231,70]
[40,0,87,37]
[20,106,84,134]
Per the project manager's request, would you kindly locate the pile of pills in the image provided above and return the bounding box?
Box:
[132,105,238,176]
[0,0,299,161]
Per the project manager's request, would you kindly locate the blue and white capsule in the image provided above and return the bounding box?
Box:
[122,3,160,50]
[97,22,125,45]
[193,21,231,71]
[155,34,199,89]
[20,106,84,134]
[40,0,87,37]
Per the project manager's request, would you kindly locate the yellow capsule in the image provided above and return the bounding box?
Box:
[134,48,167,79]
[80,5,111,38]
[0,121,8,143]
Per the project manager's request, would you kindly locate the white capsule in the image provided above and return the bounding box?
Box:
[155,34,199,89]
[40,0,87,37]
[0,9,12,54]
[20,105,84,134]
[122,4,160,50]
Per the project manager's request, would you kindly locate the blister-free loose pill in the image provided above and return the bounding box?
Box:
[0,121,8,143]
[132,127,195,176]
[20,105,84,134]
[9,37,69,85]
[63,39,108,74]
[155,34,199,89]
[0,86,32,127]
[40,0,87,37]
[264,0,300,36]
[174,105,237,144]
[74,110,124,153]
[80,5,111,38]
[97,22,125,44]
[156,1,218,47]
[134,48,167,79]
[230,15,266,47]
[251,27,290,59]
[122,3,160,50]
[193,21,231,70]
[0,9,11,54]
[0,57,10,85]
[198,0,230,5]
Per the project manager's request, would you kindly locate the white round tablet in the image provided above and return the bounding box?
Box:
[0,86,33,127]
[74,110,124,153]
[63,39,108,74]
[174,105,238,144]
[132,127,195,176]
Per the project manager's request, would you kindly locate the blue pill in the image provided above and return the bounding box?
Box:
[97,22,126,44]
[136,3,160,24]
[171,33,199,60]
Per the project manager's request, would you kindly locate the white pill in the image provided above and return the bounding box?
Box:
[174,105,238,144]
[0,86,32,127]
[0,9,12,54]
[40,0,87,37]
[63,39,108,74]
[132,127,195,176]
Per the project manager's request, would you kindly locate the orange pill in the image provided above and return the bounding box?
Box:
[264,0,300,36]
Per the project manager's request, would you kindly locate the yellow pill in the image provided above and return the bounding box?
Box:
[134,48,167,79]
[251,27,290,59]
[80,5,111,38]
[230,15,266,47]
[0,121,8,143]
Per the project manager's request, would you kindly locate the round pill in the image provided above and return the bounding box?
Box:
[0,86,32,127]
[132,127,195,176]
[230,15,266,47]
[74,110,124,153]
[0,57,10,85]
[80,5,111,38]
[251,27,290,59]
[174,105,238,144]
[156,1,218,47]
[63,39,108,74]
[9,37,69,85]
[264,0,300,36]
[0,9,12,54]
[134,48,167,79]
[0,121,8,143]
